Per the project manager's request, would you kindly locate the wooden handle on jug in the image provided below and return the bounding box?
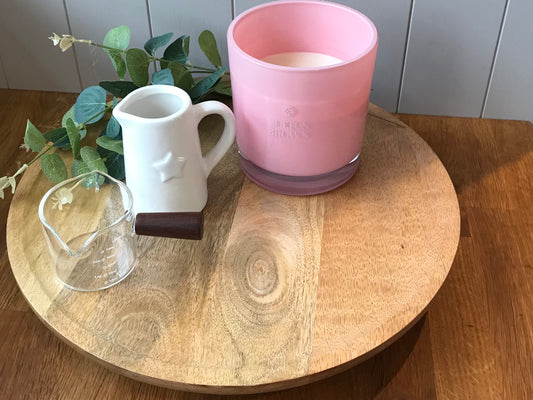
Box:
[135,212,203,240]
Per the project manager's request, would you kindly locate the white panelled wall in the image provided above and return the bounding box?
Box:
[483,0,533,120]
[0,57,7,88]
[66,0,153,89]
[0,0,531,121]
[399,0,507,117]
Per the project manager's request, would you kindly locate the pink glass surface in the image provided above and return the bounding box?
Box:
[227,0,378,194]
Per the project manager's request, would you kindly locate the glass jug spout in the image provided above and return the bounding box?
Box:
[38,171,136,291]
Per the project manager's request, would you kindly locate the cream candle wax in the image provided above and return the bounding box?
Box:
[261,52,342,68]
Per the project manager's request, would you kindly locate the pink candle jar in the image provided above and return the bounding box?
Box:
[227,0,378,195]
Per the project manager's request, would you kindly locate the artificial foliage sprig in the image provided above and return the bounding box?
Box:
[0,26,231,199]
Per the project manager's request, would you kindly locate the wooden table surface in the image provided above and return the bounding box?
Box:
[1,89,531,399]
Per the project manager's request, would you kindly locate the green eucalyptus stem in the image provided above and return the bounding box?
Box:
[24,108,110,168]
[26,143,55,167]
[188,70,216,74]
[78,108,109,130]
[183,63,216,72]
[0,104,111,197]
[83,40,222,75]
[1,27,231,198]
[152,56,224,75]
[84,41,117,52]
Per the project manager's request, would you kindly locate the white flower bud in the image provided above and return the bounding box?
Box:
[48,33,61,46]
[59,35,75,52]
[19,142,31,152]
[52,187,74,210]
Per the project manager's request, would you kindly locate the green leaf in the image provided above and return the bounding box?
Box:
[160,62,193,91]
[99,80,139,98]
[65,118,81,158]
[44,127,69,149]
[198,30,222,68]
[106,116,121,138]
[61,105,79,127]
[105,97,121,138]
[41,153,68,183]
[74,86,107,124]
[80,146,108,174]
[152,68,174,85]
[107,50,127,79]
[97,146,125,180]
[80,148,108,182]
[103,25,130,50]
[80,146,101,163]
[96,136,123,155]
[72,159,104,188]
[163,34,190,63]
[126,48,150,87]
[71,158,90,177]
[177,70,195,92]
[212,79,232,96]
[189,67,226,101]
[24,120,46,152]
[144,32,173,55]
[103,26,130,79]
[184,36,190,56]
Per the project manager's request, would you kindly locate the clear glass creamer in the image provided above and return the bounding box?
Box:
[38,171,136,291]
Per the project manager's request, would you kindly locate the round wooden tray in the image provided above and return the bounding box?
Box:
[6,104,460,395]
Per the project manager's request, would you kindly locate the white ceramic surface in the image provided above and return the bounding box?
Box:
[113,85,235,214]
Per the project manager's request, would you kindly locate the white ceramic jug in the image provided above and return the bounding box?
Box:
[113,85,235,215]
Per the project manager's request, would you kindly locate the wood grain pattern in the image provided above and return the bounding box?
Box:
[5,98,459,393]
[311,106,459,373]
[1,90,531,399]
[398,114,533,399]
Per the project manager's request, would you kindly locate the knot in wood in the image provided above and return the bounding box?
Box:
[245,249,279,297]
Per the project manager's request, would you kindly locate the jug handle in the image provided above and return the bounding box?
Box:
[135,212,203,240]
[193,101,236,177]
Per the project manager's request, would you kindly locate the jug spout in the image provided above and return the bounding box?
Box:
[112,85,191,128]
[38,171,137,291]
[42,223,97,258]
[113,83,235,219]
